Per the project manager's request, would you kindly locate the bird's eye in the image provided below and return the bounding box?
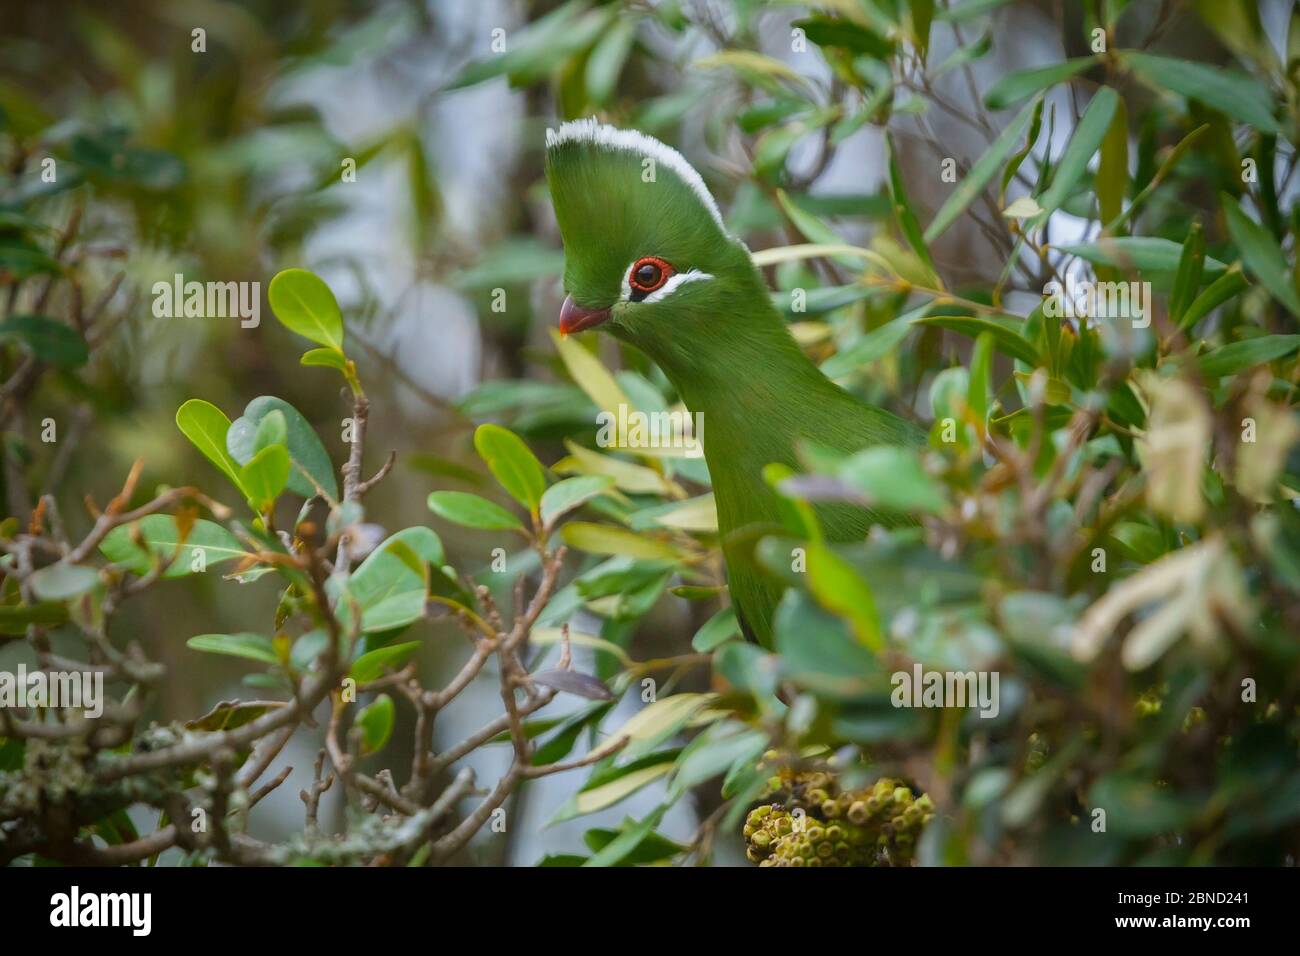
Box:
[628,256,673,300]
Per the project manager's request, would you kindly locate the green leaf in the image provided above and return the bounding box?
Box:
[911,0,934,59]
[253,409,287,450]
[933,28,990,75]
[670,584,726,601]
[937,0,1014,22]
[886,138,939,286]
[968,331,994,432]
[0,236,59,278]
[226,396,339,500]
[794,16,895,58]
[0,315,89,368]
[840,446,948,514]
[1058,237,1227,276]
[0,601,69,634]
[1180,268,1248,331]
[28,562,99,601]
[239,444,290,510]
[773,189,855,261]
[350,641,421,683]
[549,328,632,417]
[427,491,524,531]
[984,56,1097,110]
[1197,335,1300,378]
[1034,87,1118,221]
[267,268,344,351]
[361,591,427,632]
[774,591,878,695]
[186,699,284,732]
[356,694,395,754]
[187,632,279,665]
[455,239,566,290]
[692,607,741,652]
[449,2,614,90]
[176,399,245,491]
[1221,194,1300,318]
[349,527,443,610]
[773,283,880,317]
[100,515,248,578]
[753,124,807,181]
[999,96,1044,199]
[821,304,931,378]
[917,315,1039,365]
[1122,51,1279,135]
[1096,96,1128,228]
[925,96,1040,242]
[474,423,547,513]
[540,475,615,528]
[806,542,884,651]
[557,440,670,495]
[581,825,684,865]
[585,16,636,106]
[1169,221,1206,328]
[582,806,668,867]
[693,50,805,85]
[560,522,681,561]
[300,348,349,371]
[598,692,715,762]
[672,728,768,792]
[548,752,676,821]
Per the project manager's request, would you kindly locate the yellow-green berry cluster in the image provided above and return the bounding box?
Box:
[746,770,934,867]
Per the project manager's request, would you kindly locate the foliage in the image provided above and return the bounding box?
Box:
[4,0,1300,868]
[439,0,1300,866]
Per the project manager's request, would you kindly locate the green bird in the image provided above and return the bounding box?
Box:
[545,119,920,647]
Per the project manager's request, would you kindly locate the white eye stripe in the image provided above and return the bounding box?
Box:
[644,269,712,303]
[619,262,713,304]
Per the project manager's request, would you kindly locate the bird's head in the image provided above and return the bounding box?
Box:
[545,119,775,382]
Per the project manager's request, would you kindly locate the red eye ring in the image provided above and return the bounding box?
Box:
[629,256,674,294]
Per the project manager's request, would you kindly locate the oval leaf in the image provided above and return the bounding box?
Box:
[240,444,291,510]
[187,632,279,665]
[100,515,248,578]
[0,315,89,368]
[356,694,395,754]
[28,562,100,601]
[427,491,524,531]
[540,475,615,528]
[227,396,339,500]
[474,423,546,512]
[350,640,421,683]
[176,399,245,491]
[267,268,344,351]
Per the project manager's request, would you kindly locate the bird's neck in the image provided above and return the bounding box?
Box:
[662,314,847,487]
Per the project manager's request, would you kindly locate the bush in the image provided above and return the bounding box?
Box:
[3,0,1299,867]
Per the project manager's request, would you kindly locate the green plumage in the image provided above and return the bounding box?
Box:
[546,122,920,646]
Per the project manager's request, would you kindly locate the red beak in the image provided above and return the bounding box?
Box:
[559,295,612,335]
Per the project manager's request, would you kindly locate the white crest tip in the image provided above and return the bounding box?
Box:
[545,117,725,230]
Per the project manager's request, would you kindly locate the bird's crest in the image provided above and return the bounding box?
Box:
[544,119,734,308]
[545,118,726,229]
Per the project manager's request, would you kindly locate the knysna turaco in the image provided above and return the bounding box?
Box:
[545,119,920,647]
